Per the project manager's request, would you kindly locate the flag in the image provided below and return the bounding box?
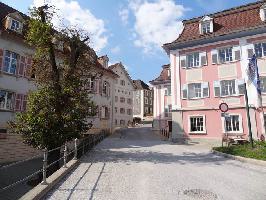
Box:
[247,54,262,107]
[248,54,261,93]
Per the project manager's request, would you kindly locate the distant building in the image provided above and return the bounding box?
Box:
[109,63,135,127]
[162,1,266,142]
[133,79,153,121]
[150,64,171,131]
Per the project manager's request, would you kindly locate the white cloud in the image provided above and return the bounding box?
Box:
[32,0,108,52]
[110,46,121,54]
[119,8,129,25]
[129,0,187,53]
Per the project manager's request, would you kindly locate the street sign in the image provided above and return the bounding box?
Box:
[219,102,229,113]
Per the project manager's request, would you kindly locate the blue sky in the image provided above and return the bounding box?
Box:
[2,0,255,83]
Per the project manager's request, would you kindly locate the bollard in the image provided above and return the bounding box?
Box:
[63,143,67,168]
[74,138,78,160]
[41,148,48,185]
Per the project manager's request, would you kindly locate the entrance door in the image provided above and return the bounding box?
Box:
[168,121,172,132]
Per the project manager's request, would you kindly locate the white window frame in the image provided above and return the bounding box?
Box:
[260,76,266,93]
[221,113,243,134]
[0,90,14,110]
[188,115,206,134]
[202,21,211,34]
[187,52,200,68]
[220,79,236,97]
[3,50,18,74]
[10,19,20,31]
[218,47,233,63]
[254,42,266,58]
[187,82,208,99]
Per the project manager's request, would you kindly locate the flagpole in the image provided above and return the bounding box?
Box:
[244,82,254,148]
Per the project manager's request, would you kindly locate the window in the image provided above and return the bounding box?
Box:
[3,50,18,74]
[165,86,171,96]
[145,107,148,114]
[254,42,266,58]
[189,116,205,133]
[187,52,200,68]
[0,90,13,110]
[218,47,233,63]
[120,120,125,125]
[120,108,125,114]
[127,98,132,104]
[260,76,266,93]
[167,69,170,77]
[120,80,125,86]
[186,83,209,99]
[120,97,125,103]
[10,19,20,31]
[220,80,236,96]
[202,21,210,34]
[144,97,148,104]
[102,81,110,96]
[115,119,117,125]
[127,109,132,115]
[115,96,118,102]
[115,107,118,113]
[100,106,109,119]
[85,78,95,92]
[164,105,172,118]
[224,115,241,132]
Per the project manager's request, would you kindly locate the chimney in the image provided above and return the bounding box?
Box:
[98,55,109,68]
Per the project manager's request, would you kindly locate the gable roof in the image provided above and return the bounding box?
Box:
[133,80,150,90]
[164,0,266,50]
[108,62,135,88]
[150,64,171,85]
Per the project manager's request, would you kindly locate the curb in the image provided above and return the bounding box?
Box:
[212,150,266,167]
[19,159,79,200]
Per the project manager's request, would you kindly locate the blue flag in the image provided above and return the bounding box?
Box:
[248,54,261,95]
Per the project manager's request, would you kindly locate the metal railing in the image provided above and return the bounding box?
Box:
[160,128,170,139]
[0,131,109,195]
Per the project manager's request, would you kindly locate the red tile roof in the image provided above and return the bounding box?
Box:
[150,64,170,85]
[164,0,266,47]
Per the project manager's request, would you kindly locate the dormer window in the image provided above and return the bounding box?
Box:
[199,16,213,34]
[260,4,266,21]
[202,22,210,34]
[10,19,20,31]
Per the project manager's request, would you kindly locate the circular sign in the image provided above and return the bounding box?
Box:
[219,103,229,113]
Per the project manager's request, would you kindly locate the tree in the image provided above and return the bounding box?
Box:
[9,5,98,175]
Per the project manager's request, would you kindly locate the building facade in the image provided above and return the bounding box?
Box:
[109,63,134,127]
[150,64,172,131]
[133,79,153,121]
[86,55,118,134]
[162,1,266,142]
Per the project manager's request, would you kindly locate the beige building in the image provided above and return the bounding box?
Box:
[109,63,135,127]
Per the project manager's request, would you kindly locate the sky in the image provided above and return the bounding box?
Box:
[1,0,256,83]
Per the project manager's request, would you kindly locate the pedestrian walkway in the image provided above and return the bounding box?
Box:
[44,126,266,200]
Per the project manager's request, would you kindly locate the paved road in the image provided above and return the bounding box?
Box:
[44,125,266,200]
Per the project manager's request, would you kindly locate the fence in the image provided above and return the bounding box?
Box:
[0,131,108,199]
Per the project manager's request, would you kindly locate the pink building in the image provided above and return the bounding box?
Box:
[160,1,266,142]
[150,64,172,131]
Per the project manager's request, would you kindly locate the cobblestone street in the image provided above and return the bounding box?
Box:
[44,126,266,200]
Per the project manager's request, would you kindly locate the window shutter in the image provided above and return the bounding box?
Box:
[0,48,3,71]
[246,44,254,59]
[213,81,221,97]
[22,95,27,111]
[15,93,23,111]
[180,55,186,69]
[18,56,25,76]
[233,46,241,61]
[188,84,195,99]
[237,79,245,95]
[5,17,11,29]
[202,82,209,97]
[182,84,188,99]
[211,49,218,64]
[24,57,32,78]
[200,51,207,66]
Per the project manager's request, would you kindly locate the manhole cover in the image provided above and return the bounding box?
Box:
[183,189,218,200]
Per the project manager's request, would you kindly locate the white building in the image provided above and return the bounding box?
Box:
[109,63,134,127]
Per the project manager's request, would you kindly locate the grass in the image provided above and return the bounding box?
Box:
[213,141,266,161]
